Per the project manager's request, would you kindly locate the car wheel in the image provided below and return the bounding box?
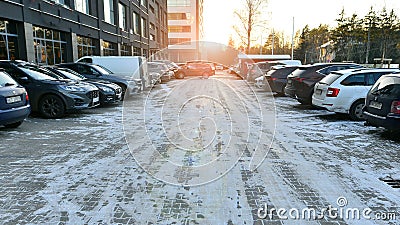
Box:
[349,99,365,121]
[39,95,65,119]
[4,121,23,128]
[202,72,209,79]
[177,72,184,79]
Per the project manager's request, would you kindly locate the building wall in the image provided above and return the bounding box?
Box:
[0,0,168,65]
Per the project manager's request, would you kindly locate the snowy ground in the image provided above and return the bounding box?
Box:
[0,71,399,225]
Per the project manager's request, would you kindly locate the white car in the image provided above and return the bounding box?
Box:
[312,68,400,120]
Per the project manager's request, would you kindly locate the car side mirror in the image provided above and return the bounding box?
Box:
[18,77,30,84]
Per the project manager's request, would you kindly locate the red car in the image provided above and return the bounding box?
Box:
[176,62,213,78]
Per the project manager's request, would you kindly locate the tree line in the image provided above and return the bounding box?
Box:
[294,7,400,64]
[234,5,400,65]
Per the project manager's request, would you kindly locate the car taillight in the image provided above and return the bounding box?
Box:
[326,88,340,97]
[295,77,305,82]
[26,93,29,102]
[390,101,400,114]
[271,77,277,81]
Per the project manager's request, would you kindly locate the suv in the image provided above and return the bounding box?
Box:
[363,73,400,131]
[0,70,30,128]
[176,62,213,78]
[45,66,122,105]
[57,62,137,98]
[312,68,400,120]
[0,61,99,118]
[285,63,363,104]
[265,65,299,95]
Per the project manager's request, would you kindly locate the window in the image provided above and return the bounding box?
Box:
[150,34,155,41]
[141,0,148,7]
[77,36,96,58]
[149,5,155,14]
[104,0,115,25]
[133,47,141,56]
[141,17,148,38]
[167,0,190,6]
[75,0,89,14]
[33,26,66,65]
[168,38,191,45]
[120,44,131,56]
[0,20,19,60]
[133,12,140,35]
[168,13,190,20]
[168,26,191,33]
[149,23,155,30]
[341,74,366,86]
[118,3,127,30]
[102,41,117,56]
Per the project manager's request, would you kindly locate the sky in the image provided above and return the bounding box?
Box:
[203,0,400,45]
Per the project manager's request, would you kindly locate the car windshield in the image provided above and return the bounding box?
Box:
[319,72,342,85]
[370,76,400,96]
[18,66,58,81]
[0,71,17,87]
[92,64,113,75]
[57,69,84,80]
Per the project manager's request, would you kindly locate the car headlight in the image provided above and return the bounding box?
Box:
[98,86,113,92]
[61,85,85,92]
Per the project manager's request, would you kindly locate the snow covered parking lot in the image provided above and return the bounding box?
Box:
[0,71,399,224]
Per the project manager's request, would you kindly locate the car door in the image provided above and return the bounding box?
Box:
[340,73,368,106]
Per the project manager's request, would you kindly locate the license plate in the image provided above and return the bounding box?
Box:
[117,93,122,100]
[6,96,22,104]
[315,89,322,95]
[287,80,292,84]
[93,96,99,103]
[370,101,382,110]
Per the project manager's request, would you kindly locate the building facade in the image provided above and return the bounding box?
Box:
[167,0,203,63]
[0,0,168,65]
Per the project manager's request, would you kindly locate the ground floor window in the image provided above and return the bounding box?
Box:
[102,41,117,56]
[33,26,66,65]
[133,47,141,56]
[77,35,96,58]
[0,20,19,60]
[120,44,131,56]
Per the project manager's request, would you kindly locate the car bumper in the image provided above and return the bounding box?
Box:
[312,97,349,113]
[284,86,296,98]
[62,90,100,110]
[0,105,31,126]
[363,111,400,130]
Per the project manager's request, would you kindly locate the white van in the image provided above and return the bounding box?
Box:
[76,56,150,90]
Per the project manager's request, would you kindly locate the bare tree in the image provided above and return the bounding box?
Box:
[233,0,268,54]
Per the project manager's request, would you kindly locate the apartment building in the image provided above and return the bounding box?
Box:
[0,0,168,65]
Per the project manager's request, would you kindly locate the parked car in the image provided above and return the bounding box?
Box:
[45,66,122,105]
[0,69,31,128]
[265,65,300,95]
[57,62,137,98]
[312,68,400,120]
[152,59,181,78]
[76,56,147,89]
[285,63,363,104]
[363,73,400,131]
[176,62,213,78]
[0,60,99,118]
[148,62,173,83]
[246,62,271,82]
